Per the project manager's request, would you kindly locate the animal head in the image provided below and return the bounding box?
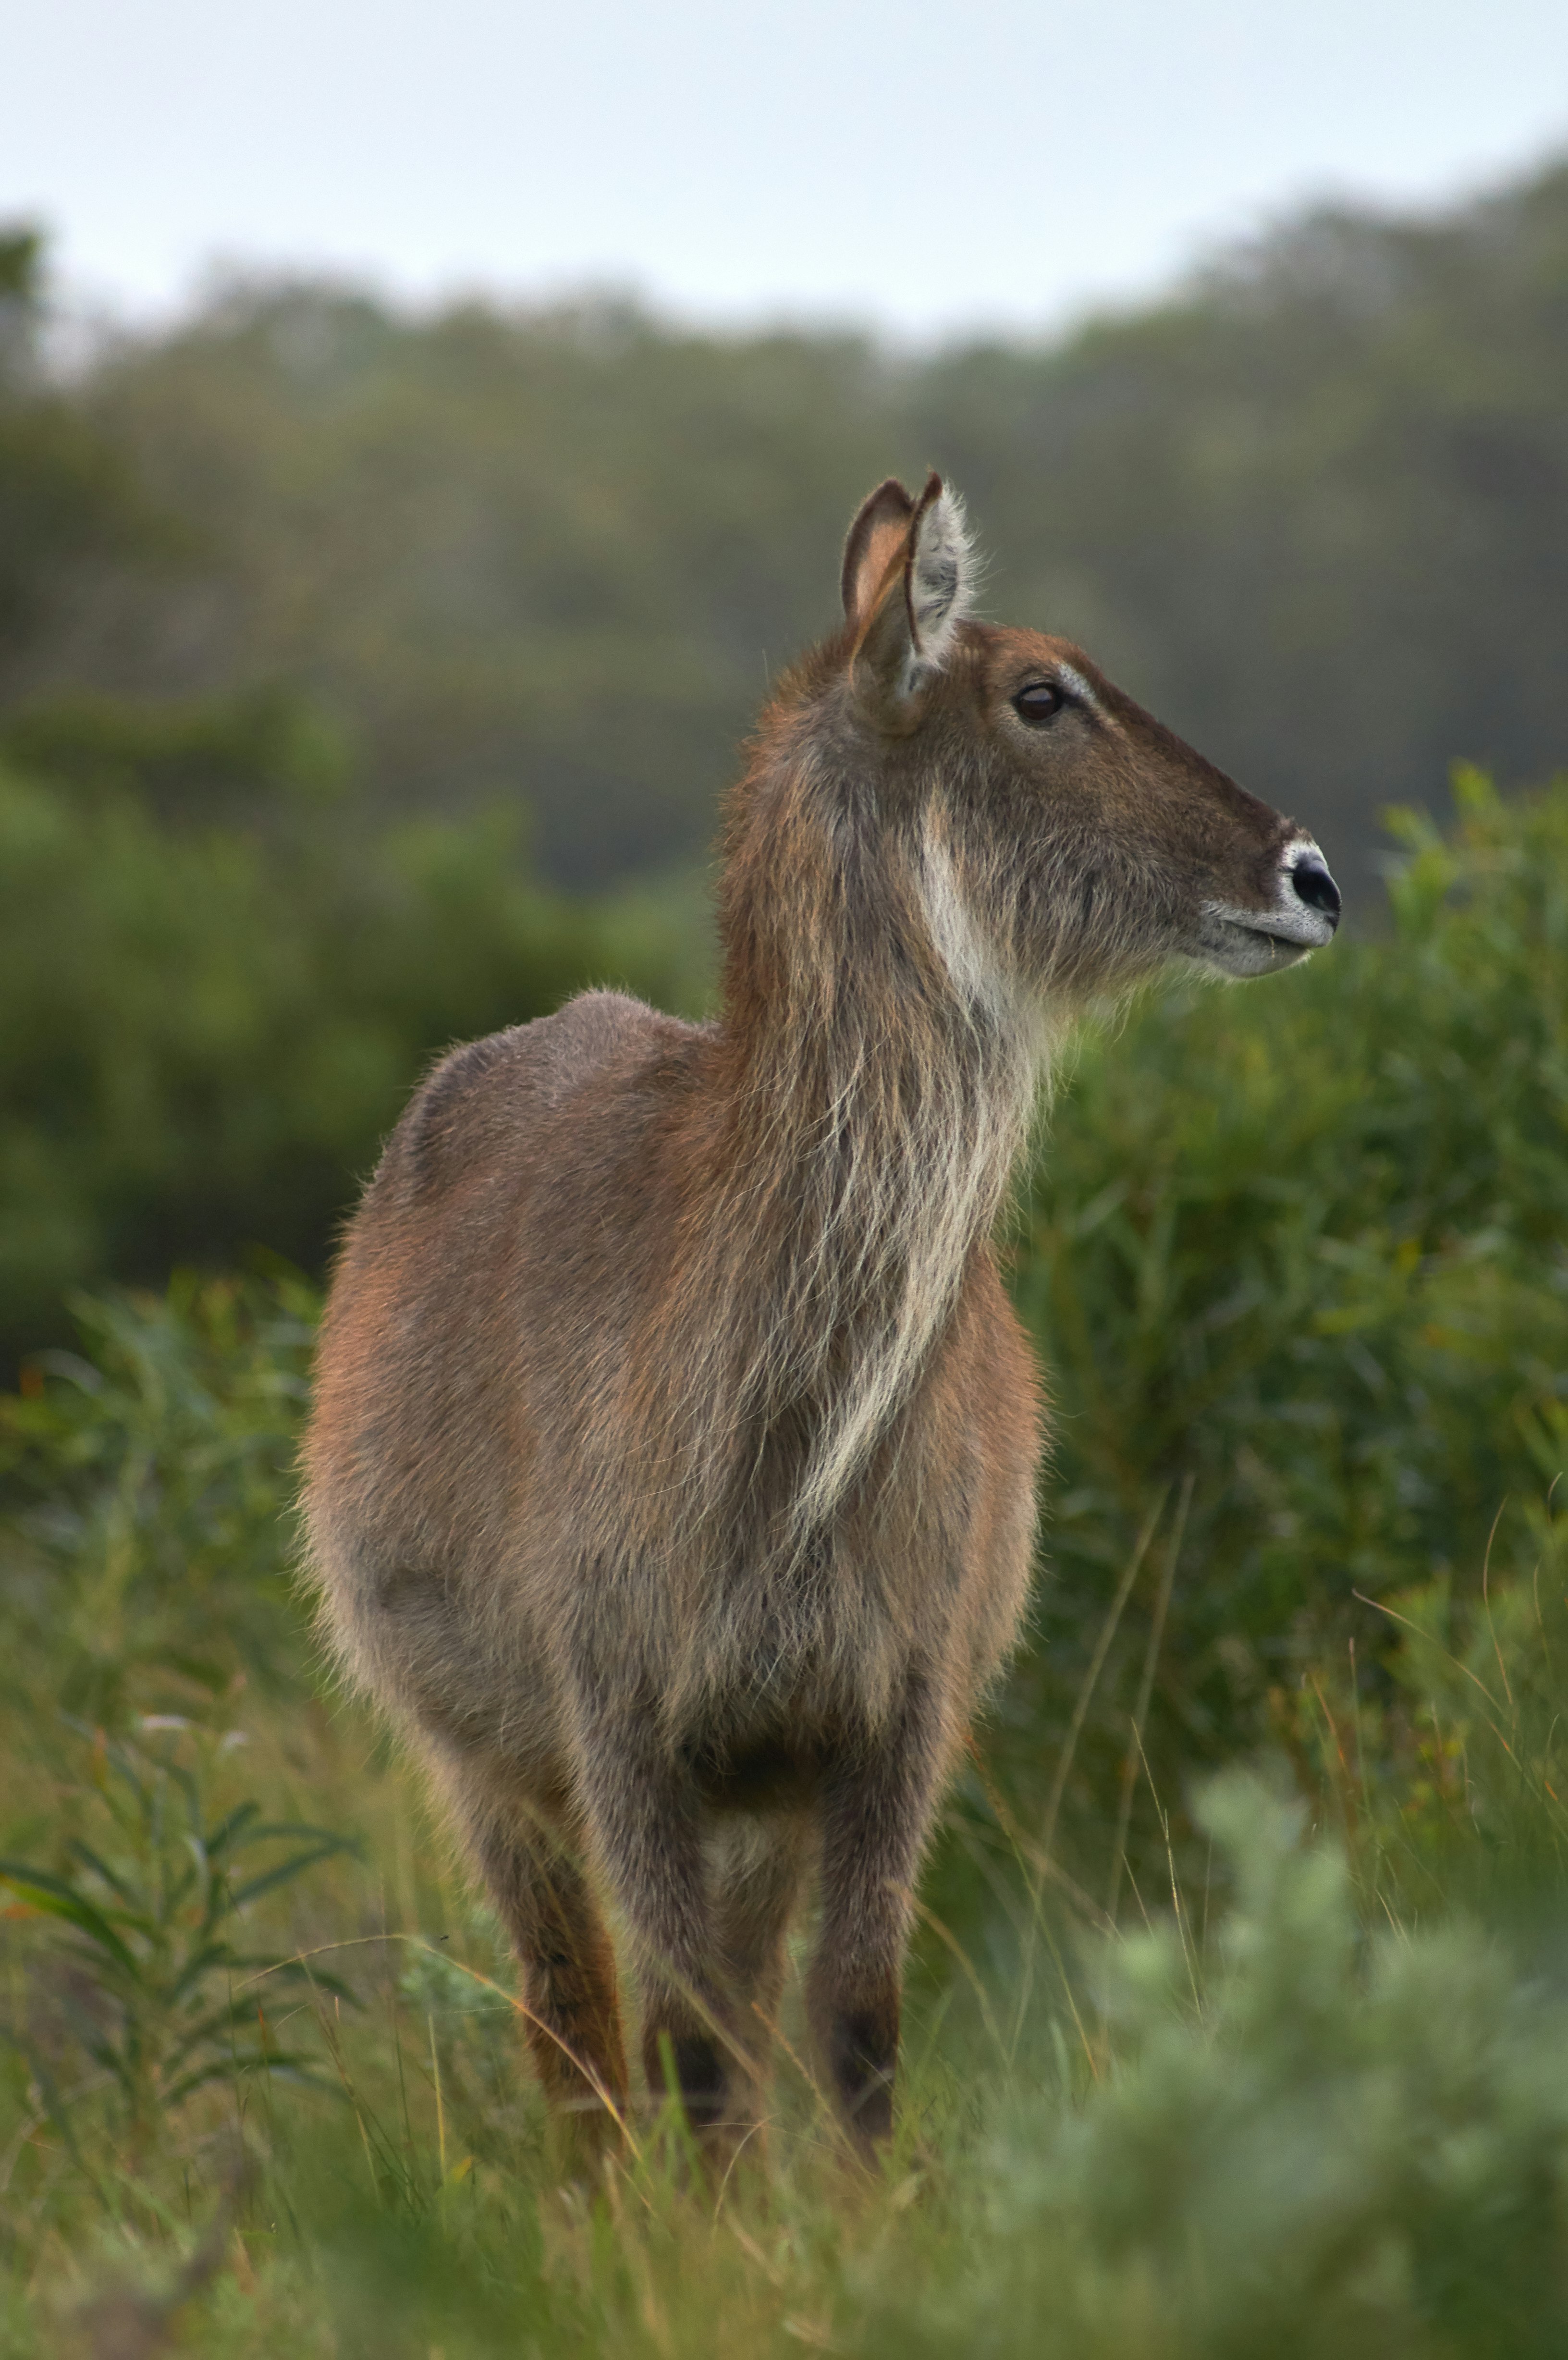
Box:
[818,471,1340,1008]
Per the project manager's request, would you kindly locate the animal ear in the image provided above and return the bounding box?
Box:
[905,472,977,668]
[841,477,917,627]
[846,471,978,729]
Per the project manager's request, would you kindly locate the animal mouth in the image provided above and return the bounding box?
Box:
[1194,841,1342,978]
[1194,909,1327,979]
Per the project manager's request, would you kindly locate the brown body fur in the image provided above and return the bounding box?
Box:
[302,475,1338,2161]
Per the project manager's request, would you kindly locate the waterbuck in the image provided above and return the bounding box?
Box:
[302,473,1340,2164]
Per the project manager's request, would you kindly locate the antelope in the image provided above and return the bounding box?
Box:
[302,474,1340,2167]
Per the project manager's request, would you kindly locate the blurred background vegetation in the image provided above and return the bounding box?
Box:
[5,151,1568,2353]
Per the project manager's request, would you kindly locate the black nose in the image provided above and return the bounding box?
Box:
[1290,851,1341,927]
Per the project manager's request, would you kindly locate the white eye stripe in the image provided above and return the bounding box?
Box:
[1054,663,1096,709]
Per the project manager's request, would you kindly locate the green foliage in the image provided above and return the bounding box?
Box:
[0,1721,355,2145]
[880,1771,1568,2360]
[0,755,709,1355]
[0,683,353,821]
[1267,1528,1568,1930]
[986,766,1568,1886]
[9,1696,1568,2354]
[0,228,42,305]
[60,288,900,888]
[0,1271,316,1712]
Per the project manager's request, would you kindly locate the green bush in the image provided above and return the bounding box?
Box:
[870,1770,1568,2360]
[0,757,709,1357]
[0,1720,355,2149]
[990,766,1568,1884]
[0,1270,317,1715]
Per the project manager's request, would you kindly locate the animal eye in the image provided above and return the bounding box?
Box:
[1013,681,1066,724]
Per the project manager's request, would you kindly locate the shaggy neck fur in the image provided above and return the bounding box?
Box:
[658,712,1050,1566]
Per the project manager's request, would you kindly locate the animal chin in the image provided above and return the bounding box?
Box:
[1193,915,1315,979]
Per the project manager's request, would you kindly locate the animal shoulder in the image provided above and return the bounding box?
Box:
[387,989,706,1194]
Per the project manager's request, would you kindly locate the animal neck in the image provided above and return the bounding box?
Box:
[700,737,1049,1540]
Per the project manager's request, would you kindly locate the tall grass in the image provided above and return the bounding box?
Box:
[7,1598,1568,2359]
[4,774,1568,2353]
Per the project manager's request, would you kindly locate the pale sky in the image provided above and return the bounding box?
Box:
[7,0,1568,337]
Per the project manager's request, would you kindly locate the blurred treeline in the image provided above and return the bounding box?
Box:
[9,162,1568,887]
[3,155,1568,1346]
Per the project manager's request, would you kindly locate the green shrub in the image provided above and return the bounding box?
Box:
[868,1771,1568,2360]
[0,758,709,1357]
[0,1270,316,1714]
[0,1720,355,2151]
[992,767,1568,1884]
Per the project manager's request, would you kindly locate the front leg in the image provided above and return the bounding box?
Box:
[807,1674,951,2152]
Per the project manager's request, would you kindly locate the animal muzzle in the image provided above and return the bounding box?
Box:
[1195,837,1342,979]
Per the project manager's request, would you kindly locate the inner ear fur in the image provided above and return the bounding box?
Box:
[844,470,976,733]
[841,478,917,628]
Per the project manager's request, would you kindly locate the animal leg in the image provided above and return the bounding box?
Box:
[436,1760,629,2171]
[806,1682,948,2154]
[710,1813,812,2131]
[570,1719,737,2138]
